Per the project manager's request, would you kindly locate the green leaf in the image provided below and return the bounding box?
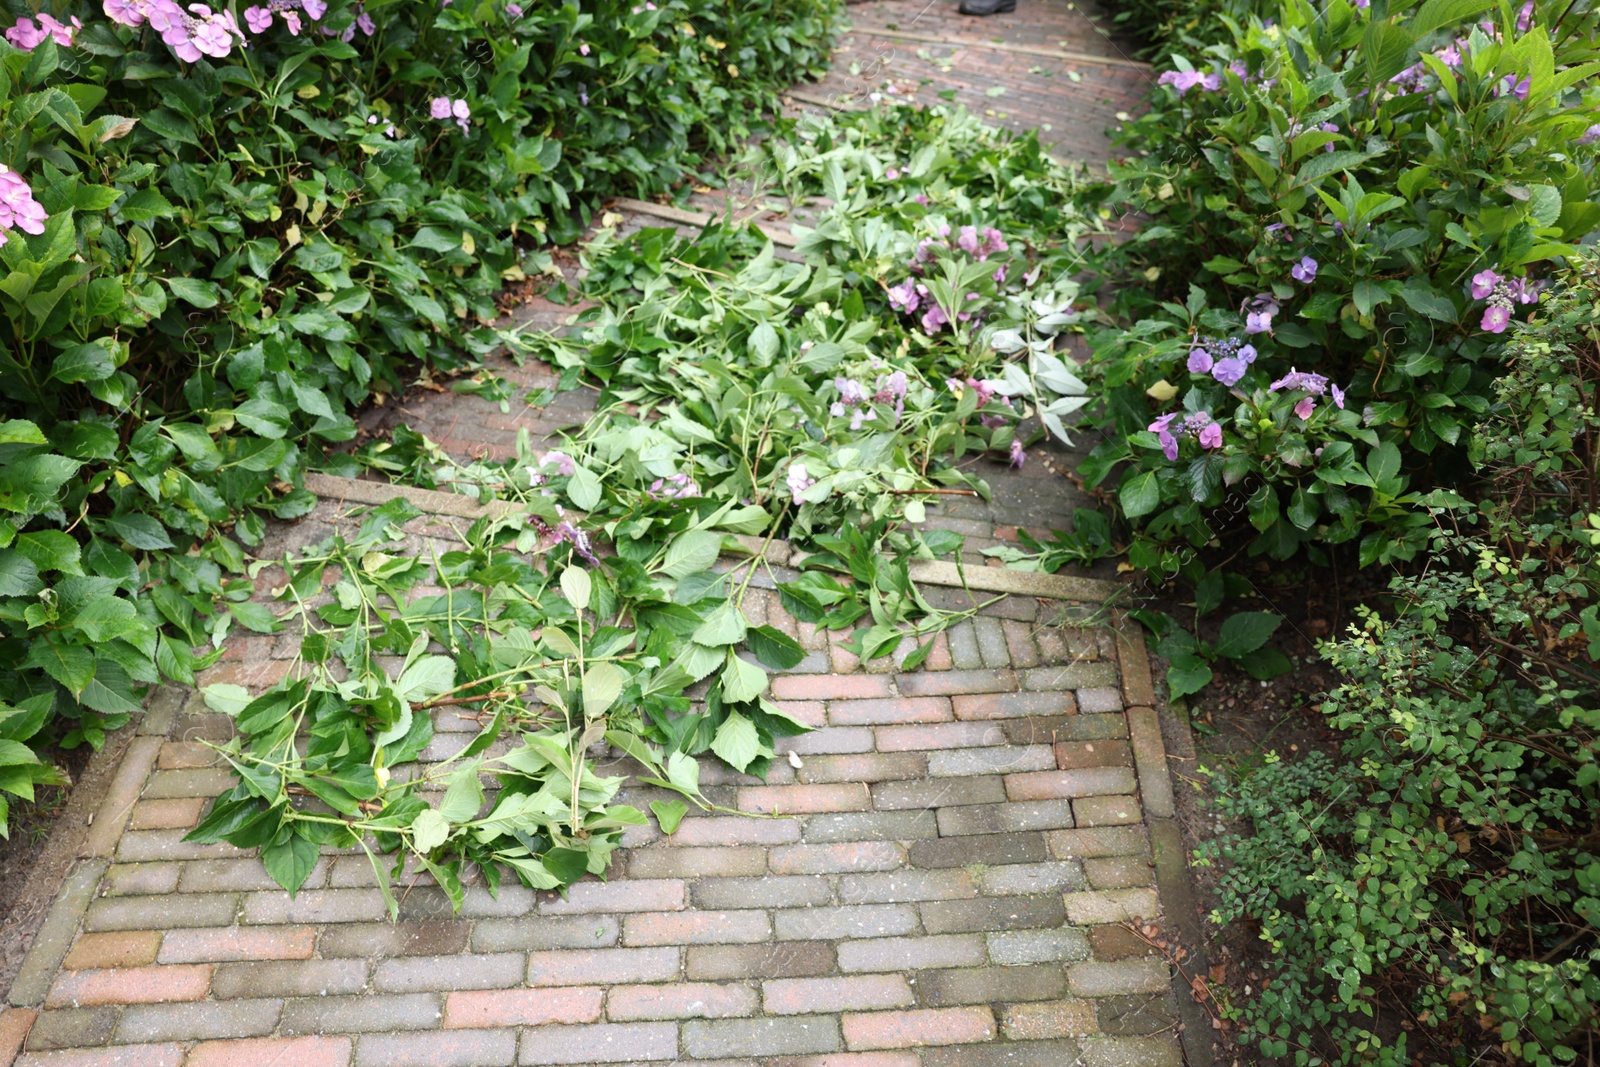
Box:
[166,277,220,308]
[661,529,721,579]
[711,710,762,772]
[1214,612,1283,660]
[262,833,320,896]
[650,799,689,834]
[227,601,281,634]
[438,762,485,822]
[65,597,142,642]
[25,636,95,696]
[397,655,455,702]
[1166,655,1213,699]
[566,464,602,510]
[720,651,768,703]
[693,602,748,646]
[0,552,42,596]
[49,343,116,383]
[411,808,450,853]
[97,514,173,550]
[746,625,805,670]
[15,530,82,575]
[560,566,592,612]
[582,661,626,719]
[1119,470,1162,519]
[202,683,253,715]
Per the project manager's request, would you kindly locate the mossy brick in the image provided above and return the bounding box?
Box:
[907,832,1047,869]
[23,1008,117,1050]
[1087,926,1156,962]
[800,811,938,843]
[870,777,1006,811]
[324,920,474,957]
[115,999,284,1043]
[913,965,1067,1008]
[373,952,525,992]
[774,904,918,940]
[278,993,442,1034]
[212,959,368,999]
[62,931,162,970]
[918,895,1067,936]
[685,943,837,981]
[683,1016,842,1058]
[927,745,1055,778]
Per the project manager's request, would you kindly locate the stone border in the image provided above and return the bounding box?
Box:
[611,198,799,248]
[849,26,1154,70]
[1115,615,1215,1067]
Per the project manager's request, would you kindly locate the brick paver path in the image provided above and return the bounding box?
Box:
[2,6,1203,1067]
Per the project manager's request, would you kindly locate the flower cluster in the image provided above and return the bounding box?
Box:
[786,463,816,504]
[243,0,326,34]
[830,370,908,430]
[1186,337,1258,387]
[524,450,577,486]
[104,1,247,60]
[1470,268,1539,333]
[430,96,472,133]
[5,12,80,49]
[647,473,701,501]
[1157,69,1222,95]
[0,167,49,248]
[1149,411,1222,459]
[945,377,1014,427]
[1269,368,1346,418]
[323,3,374,40]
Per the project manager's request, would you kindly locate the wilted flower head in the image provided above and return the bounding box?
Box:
[1269,369,1331,395]
[1009,440,1026,469]
[648,473,701,501]
[786,463,817,504]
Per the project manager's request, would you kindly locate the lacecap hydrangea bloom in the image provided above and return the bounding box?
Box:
[0,166,50,247]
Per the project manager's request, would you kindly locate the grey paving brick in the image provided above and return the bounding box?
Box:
[325,920,475,957]
[837,869,976,904]
[928,746,1055,778]
[908,832,1048,869]
[116,998,283,1042]
[212,959,368,999]
[83,892,239,932]
[946,620,983,669]
[279,993,443,1034]
[359,1029,519,1067]
[974,616,1010,668]
[936,800,1075,837]
[1067,959,1171,998]
[871,777,1007,811]
[1075,687,1125,714]
[922,1038,1087,1066]
[1083,1036,1183,1067]
[801,810,938,842]
[1094,993,1180,1037]
[987,928,1092,965]
[693,876,833,910]
[518,1021,680,1063]
[373,952,525,992]
[23,1008,116,1050]
[979,861,1089,896]
[1021,663,1120,690]
[243,889,388,925]
[919,895,1067,935]
[683,1016,842,1058]
[685,943,837,981]
[774,904,918,940]
[915,964,1069,1008]
[836,935,987,972]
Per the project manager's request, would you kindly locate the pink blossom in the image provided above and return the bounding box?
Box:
[921,304,949,334]
[541,451,577,477]
[451,98,470,132]
[1187,348,1214,375]
[1009,440,1026,469]
[1470,268,1500,299]
[885,167,900,180]
[0,166,50,239]
[1481,305,1512,333]
[1198,422,1223,449]
[430,97,453,120]
[244,5,272,32]
[155,3,243,62]
[303,0,327,16]
[4,17,49,49]
[1245,310,1273,334]
[786,463,816,504]
[1294,396,1316,419]
[579,41,590,55]
[1331,384,1345,410]
[104,0,160,27]
[957,226,981,255]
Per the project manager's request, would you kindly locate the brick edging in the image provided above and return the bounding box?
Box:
[1115,614,1215,1067]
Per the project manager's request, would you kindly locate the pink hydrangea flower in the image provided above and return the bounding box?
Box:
[452,98,471,132]
[1294,396,1316,419]
[244,5,272,31]
[153,3,243,62]
[1482,305,1512,333]
[1198,422,1223,449]
[786,463,816,504]
[0,166,50,245]
[430,97,452,119]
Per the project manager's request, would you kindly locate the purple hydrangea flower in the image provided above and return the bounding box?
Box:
[1149,413,1180,461]
[1294,396,1316,419]
[1211,356,1249,386]
[1482,305,1512,333]
[887,279,920,314]
[1187,348,1214,375]
[1290,256,1318,283]
[1579,124,1600,147]
[1471,269,1500,299]
[1198,422,1223,449]
[1331,384,1345,409]
[1245,310,1273,334]
[786,463,817,504]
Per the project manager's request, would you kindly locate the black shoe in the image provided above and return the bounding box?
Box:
[959,0,1016,13]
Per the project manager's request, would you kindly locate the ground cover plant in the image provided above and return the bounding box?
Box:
[0,0,839,837]
[1197,257,1600,1066]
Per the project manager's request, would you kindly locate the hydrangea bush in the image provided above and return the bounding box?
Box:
[0,0,839,836]
[1078,0,1600,577]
